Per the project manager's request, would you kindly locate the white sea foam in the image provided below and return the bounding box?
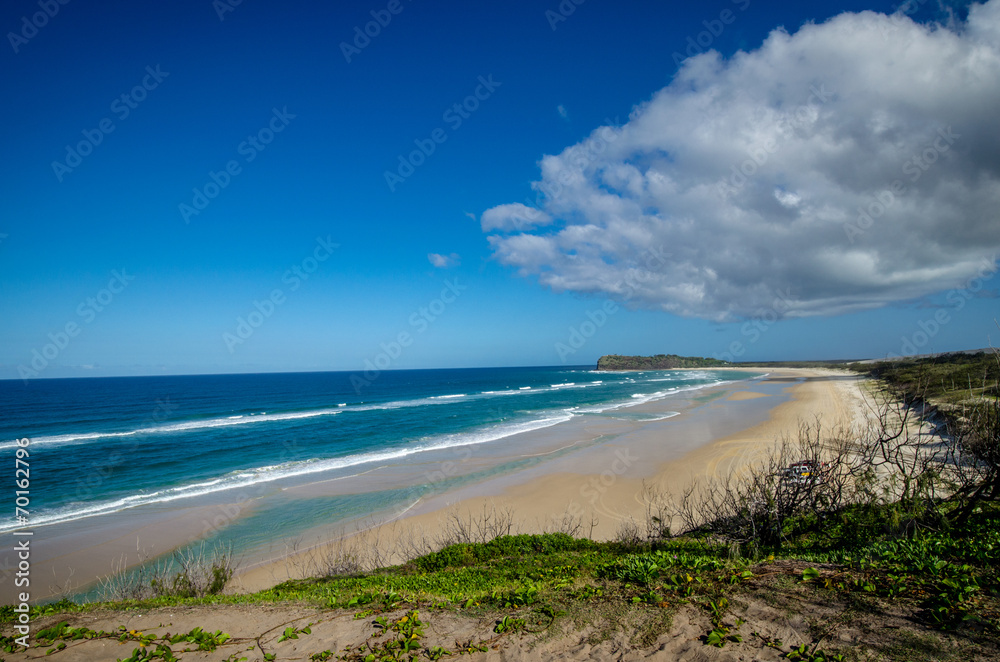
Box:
[3,383,572,451]
[3,371,750,531]
[9,372,739,452]
[1,409,345,450]
[0,411,577,532]
[573,378,729,415]
[633,412,682,422]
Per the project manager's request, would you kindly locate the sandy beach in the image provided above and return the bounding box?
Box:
[6,368,997,662]
[234,368,866,592]
[3,367,868,604]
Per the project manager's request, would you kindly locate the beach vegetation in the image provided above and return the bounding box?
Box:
[848,349,1000,523]
[97,542,236,602]
[5,512,1000,659]
[6,354,1000,659]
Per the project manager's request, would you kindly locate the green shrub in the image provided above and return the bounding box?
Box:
[414,533,595,571]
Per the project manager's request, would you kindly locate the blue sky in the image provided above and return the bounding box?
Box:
[2,0,998,379]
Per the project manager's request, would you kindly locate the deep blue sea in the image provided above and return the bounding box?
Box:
[0,366,759,537]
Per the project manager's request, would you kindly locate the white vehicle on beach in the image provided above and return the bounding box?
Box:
[781,460,829,485]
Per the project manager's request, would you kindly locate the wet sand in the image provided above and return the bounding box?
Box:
[4,368,865,602]
[235,368,865,592]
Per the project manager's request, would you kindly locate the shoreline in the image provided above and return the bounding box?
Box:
[4,367,865,603]
[233,368,863,593]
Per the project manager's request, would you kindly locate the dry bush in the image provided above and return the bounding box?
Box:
[157,543,236,597]
[639,480,674,542]
[670,420,861,554]
[436,502,515,546]
[948,395,1000,522]
[98,544,169,602]
[301,537,364,578]
[276,504,520,583]
[290,518,413,579]
[845,352,999,527]
[98,540,236,601]
[547,511,583,538]
[614,518,644,547]
[848,381,945,510]
[543,508,598,538]
[663,373,987,552]
[943,347,1000,523]
[395,525,439,562]
[613,482,674,547]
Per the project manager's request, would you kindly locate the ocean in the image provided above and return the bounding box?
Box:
[1,366,761,578]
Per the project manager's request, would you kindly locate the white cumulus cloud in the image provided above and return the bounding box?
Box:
[480,203,554,233]
[427,253,462,269]
[428,253,461,268]
[483,3,1000,321]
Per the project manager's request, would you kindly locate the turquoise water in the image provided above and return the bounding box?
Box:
[0,366,760,538]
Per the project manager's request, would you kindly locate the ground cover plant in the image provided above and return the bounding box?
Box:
[3,354,1000,660]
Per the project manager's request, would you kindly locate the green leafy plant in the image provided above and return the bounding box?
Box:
[117,644,180,662]
[704,626,742,648]
[427,645,451,660]
[707,597,729,623]
[801,567,821,582]
[276,624,312,643]
[492,582,539,608]
[493,615,526,634]
[725,569,754,585]
[167,627,232,651]
[786,642,845,661]
[663,572,701,597]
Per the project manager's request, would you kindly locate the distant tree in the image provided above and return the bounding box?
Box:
[597,354,730,370]
[945,348,1000,525]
